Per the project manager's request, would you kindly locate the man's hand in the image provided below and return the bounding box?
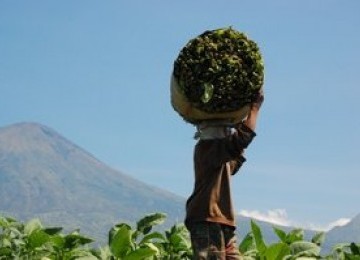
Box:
[244,89,264,131]
[250,88,264,111]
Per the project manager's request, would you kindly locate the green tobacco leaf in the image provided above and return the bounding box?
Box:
[136,213,166,235]
[0,217,8,228]
[109,224,133,257]
[0,247,12,257]
[9,226,23,239]
[350,243,360,255]
[0,216,18,228]
[263,242,290,260]
[1,238,12,247]
[28,229,51,249]
[169,232,191,251]
[98,246,112,259]
[333,242,350,252]
[43,227,63,235]
[239,232,256,253]
[140,231,166,245]
[65,247,98,259]
[273,226,287,243]
[109,223,132,245]
[250,220,267,253]
[286,228,304,243]
[124,243,159,260]
[64,231,94,250]
[290,241,321,257]
[167,224,189,239]
[24,218,43,235]
[50,234,65,249]
[242,249,258,259]
[201,83,214,103]
[311,231,325,246]
[75,256,98,260]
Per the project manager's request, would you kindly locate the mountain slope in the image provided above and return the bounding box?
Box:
[323,214,360,252]
[1,122,359,249]
[0,122,185,243]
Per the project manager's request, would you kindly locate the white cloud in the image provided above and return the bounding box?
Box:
[295,218,351,232]
[239,209,292,227]
[326,218,351,230]
[238,209,351,231]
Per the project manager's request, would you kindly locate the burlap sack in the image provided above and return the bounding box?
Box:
[170,75,250,125]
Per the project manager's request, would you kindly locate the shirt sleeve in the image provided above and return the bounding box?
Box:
[233,123,257,149]
[224,123,256,156]
[229,153,246,175]
[220,122,256,174]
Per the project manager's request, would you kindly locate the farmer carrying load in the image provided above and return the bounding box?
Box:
[171,27,265,259]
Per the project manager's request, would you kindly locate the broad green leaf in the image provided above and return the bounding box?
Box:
[12,238,25,247]
[109,224,133,257]
[50,234,65,249]
[0,217,7,228]
[242,249,258,258]
[239,232,256,253]
[9,226,23,238]
[0,216,17,228]
[333,242,349,252]
[201,83,214,103]
[43,227,63,235]
[169,232,191,251]
[250,220,266,253]
[311,231,325,246]
[75,256,99,260]
[136,213,166,235]
[124,243,159,260]
[109,223,132,245]
[24,218,42,235]
[64,232,94,250]
[344,253,360,260]
[167,224,191,248]
[290,241,320,257]
[0,247,12,256]
[1,238,12,247]
[273,226,287,242]
[292,256,320,260]
[98,245,112,259]
[67,248,99,260]
[140,231,166,245]
[350,243,360,255]
[28,229,51,249]
[263,242,290,260]
[168,223,188,236]
[286,229,304,243]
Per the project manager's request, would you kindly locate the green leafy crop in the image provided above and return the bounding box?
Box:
[173,27,264,113]
[1,214,359,259]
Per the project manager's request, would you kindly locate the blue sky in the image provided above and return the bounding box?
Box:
[1,0,359,230]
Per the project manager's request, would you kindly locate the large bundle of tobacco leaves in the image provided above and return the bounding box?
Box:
[172,27,264,124]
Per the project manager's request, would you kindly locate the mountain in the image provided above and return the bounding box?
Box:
[0,122,185,244]
[322,214,360,252]
[1,122,359,250]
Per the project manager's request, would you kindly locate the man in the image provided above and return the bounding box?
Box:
[185,91,264,259]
